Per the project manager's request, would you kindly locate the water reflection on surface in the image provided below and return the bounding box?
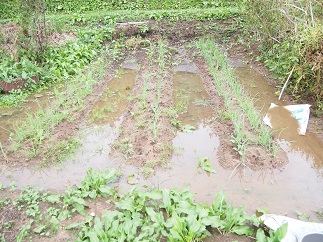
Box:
[0,66,322,219]
[235,66,323,172]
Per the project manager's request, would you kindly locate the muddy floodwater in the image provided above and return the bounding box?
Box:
[88,68,137,125]
[173,71,213,125]
[1,64,323,219]
[0,90,55,142]
[236,67,323,172]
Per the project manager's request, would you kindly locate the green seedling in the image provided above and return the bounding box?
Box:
[195,37,278,157]
[198,157,216,173]
[9,181,16,191]
[295,210,311,222]
[256,223,288,242]
[127,174,139,185]
[0,182,6,190]
[16,219,34,242]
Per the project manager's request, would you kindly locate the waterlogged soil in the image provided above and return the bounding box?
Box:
[0,90,56,142]
[1,19,323,241]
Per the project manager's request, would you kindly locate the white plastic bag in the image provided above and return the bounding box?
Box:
[261,214,323,242]
[263,103,311,135]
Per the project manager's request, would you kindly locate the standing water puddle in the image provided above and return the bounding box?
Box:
[173,71,213,125]
[1,65,322,217]
[98,67,323,216]
[88,68,136,125]
[0,68,137,189]
[0,90,55,142]
[230,66,323,215]
[235,67,323,168]
[145,69,323,216]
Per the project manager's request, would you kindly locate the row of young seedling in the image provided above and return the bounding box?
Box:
[1,46,124,165]
[195,37,279,162]
[145,40,172,141]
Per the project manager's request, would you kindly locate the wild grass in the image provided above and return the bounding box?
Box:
[195,37,278,157]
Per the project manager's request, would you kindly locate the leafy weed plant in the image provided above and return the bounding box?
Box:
[0,168,288,241]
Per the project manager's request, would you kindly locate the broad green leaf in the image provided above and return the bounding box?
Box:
[231,225,254,236]
[187,215,204,234]
[162,189,172,214]
[88,190,97,199]
[176,200,196,215]
[46,194,61,203]
[73,202,86,215]
[169,227,184,241]
[212,191,227,213]
[201,216,223,228]
[145,190,163,200]
[196,204,210,218]
[72,197,87,206]
[104,169,118,183]
[99,185,114,196]
[140,224,155,237]
[275,223,288,240]
[93,217,104,236]
[21,71,27,80]
[50,216,59,232]
[58,210,70,221]
[146,207,164,225]
[256,228,268,242]
[124,216,136,239]
[88,231,100,242]
[64,222,83,230]
[16,220,33,242]
[116,197,135,212]
[33,225,47,234]
[198,157,216,173]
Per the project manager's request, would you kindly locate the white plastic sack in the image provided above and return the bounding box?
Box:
[261,214,323,242]
[263,103,311,135]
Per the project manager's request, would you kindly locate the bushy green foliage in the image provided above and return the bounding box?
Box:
[44,0,237,13]
[244,0,323,110]
[0,0,20,20]
[44,41,97,81]
[0,0,241,20]
[0,57,41,83]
